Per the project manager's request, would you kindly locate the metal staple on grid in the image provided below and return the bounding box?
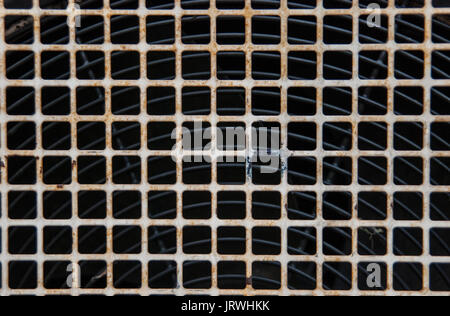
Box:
[0,0,448,296]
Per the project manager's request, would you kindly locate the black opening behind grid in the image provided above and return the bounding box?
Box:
[1,0,449,296]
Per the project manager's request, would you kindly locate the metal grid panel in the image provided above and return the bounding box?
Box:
[0,0,448,295]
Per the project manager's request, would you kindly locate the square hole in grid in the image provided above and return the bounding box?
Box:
[6,86,35,115]
[217,16,245,45]
[77,155,107,184]
[5,15,34,44]
[217,87,246,116]
[8,261,37,290]
[183,156,212,185]
[395,86,424,116]
[217,122,246,151]
[393,192,424,221]
[148,261,178,289]
[357,262,387,291]
[8,191,37,220]
[359,14,388,44]
[79,261,107,289]
[113,190,142,219]
[147,86,176,116]
[40,15,69,45]
[76,51,105,80]
[358,121,387,151]
[8,226,37,255]
[6,50,34,80]
[182,86,211,115]
[359,86,388,115]
[112,121,141,150]
[358,191,387,221]
[182,15,210,45]
[288,262,317,290]
[7,156,37,185]
[323,122,352,151]
[43,226,72,255]
[288,51,317,80]
[78,190,107,219]
[147,121,176,150]
[395,0,424,7]
[78,225,107,254]
[112,156,141,184]
[110,0,139,9]
[111,15,140,44]
[430,228,450,257]
[432,15,450,44]
[288,16,317,45]
[394,227,423,256]
[182,121,211,150]
[433,0,450,7]
[146,0,174,9]
[432,50,450,80]
[395,50,424,80]
[218,261,246,290]
[42,121,71,150]
[323,262,352,291]
[252,156,282,185]
[324,15,353,45]
[113,226,142,254]
[252,87,280,116]
[252,51,281,80]
[182,0,210,9]
[42,156,72,185]
[323,191,353,220]
[76,16,104,44]
[288,156,316,185]
[7,121,36,150]
[252,191,281,220]
[430,192,450,221]
[77,122,106,150]
[288,0,316,9]
[431,157,450,186]
[42,86,70,116]
[217,226,246,255]
[148,51,176,80]
[358,156,388,186]
[288,87,316,116]
[252,261,281,290]
[395,14,425,44]
[146,15,175,45]
[359,51,388,80]
[182,51,211,80]
[217,157,246,185]
[393,262,423,291]
[430,263,450,292]
[44,261,71,290]
[252,0,280,9]
[183,261,212,289]
[252,15,280,45]
[252,226,281,255]
[76,86,105,115]
[112,51,140,80]
[183,191,211,219]
[288,191,316,220]
[323,157,353,186]
[183,226,212,254]
[323,0,352,8]
[217,191,247,220]
[5,0,33,8]
[323,87,352,116]
[216,0,245,9]
[148,191,177,219]
[41,51,70,80]
[148,226,177,254]
[148,156,177,184]
[394,122,424,151]
[358,227,387,256]
[394,156,424,186]
[43,190,72,220]
[217,51,246,80]
[323,51,352,80]
[431,122,450,151]
[288,227,317,256]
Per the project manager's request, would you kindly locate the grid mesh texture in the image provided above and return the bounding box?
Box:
[0,0,449,296]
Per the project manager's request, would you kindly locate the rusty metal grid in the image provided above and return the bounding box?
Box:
[0,0,449,296]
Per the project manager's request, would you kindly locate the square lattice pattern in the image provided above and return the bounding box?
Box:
[0,0,449,295]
